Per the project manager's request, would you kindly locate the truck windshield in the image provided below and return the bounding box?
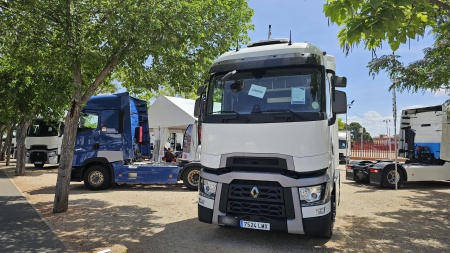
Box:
[27,120,59,137]
[339,140,347,149]
[207,68,323,115]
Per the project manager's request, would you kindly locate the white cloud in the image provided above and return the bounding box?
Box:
[431,88,450,97]
[343,110,401,138]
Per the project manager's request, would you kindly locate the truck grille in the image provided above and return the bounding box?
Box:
[227,183,286,218]
[30,145,47,150]
[228,201,284,217]
[30,152,47,162]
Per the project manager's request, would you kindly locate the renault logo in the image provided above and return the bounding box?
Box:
[250,186,260,199]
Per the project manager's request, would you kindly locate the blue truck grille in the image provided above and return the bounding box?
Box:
[227,184,285,218]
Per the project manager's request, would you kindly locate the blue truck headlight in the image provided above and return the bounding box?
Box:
[199,178,217,199]
[298,185,325,204]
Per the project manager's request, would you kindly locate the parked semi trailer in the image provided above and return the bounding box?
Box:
[70,92,200,191]
[369,101,450,188]
[194,38,347,238]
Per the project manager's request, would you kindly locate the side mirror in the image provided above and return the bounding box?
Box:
[194,98,201,118]
[197,85,206,96]
[333,90,347,114]
[333,76,347,88]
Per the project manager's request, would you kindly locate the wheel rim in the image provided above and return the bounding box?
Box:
[88,171,104,187]
[188,169,200,186]
[386,170,400,184]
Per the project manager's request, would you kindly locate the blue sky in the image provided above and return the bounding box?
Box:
[247,0,448,137]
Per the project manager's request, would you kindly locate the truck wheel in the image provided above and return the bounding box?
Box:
[381,167,404,189]
[319,193,335,239]
[83,165,111,191]
[34,163,44,168]
[182,165,201,191]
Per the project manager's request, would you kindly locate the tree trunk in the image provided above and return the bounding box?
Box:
[15,118,32,176]
[53,59,84,213]
[53,98,82,213]
[0,126,6,161]
[5,124,14,166]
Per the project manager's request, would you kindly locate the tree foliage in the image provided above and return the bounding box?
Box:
[324,0,450,52]
[347,122,372,141]
[337,117,346,130]
[0,0,253,213]
[368,35,450,92]
[324,0,450,93]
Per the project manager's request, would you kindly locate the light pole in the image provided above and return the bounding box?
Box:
[383,119,391,159]
[345,100,354,164]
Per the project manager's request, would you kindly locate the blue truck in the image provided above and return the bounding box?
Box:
[70,92,200,191]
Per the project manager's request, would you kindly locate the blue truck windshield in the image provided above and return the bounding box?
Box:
[207,68,323,115]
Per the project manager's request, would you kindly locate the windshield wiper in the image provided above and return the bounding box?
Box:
[211,110,241,123]
[259,109,307,121]
[212,110,240,115]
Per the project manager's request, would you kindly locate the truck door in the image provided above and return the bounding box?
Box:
[99,110,122,152]
[73,111,100,166]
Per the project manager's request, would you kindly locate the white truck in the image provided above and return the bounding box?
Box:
[369,101,450,188]
[194,38,347,238]
[26,119,64,168]
[338,130,350,164]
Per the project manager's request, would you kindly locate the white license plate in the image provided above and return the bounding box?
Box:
[240,220,270,231]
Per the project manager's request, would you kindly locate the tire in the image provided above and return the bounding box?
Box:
[319,193,335,239]
[381,167,404,189]
[182,165,201,191]
[83,165,111,191]
[34,163,44,168]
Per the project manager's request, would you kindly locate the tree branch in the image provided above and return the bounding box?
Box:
[429,0,450,12]
[81,40,135,103]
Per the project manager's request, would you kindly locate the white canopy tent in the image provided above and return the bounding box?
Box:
[148,95,198,162]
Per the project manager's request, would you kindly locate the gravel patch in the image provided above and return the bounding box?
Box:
[2,162,450,253]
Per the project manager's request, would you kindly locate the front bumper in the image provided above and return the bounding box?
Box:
[197,170,332,235]
[27,150,58,165]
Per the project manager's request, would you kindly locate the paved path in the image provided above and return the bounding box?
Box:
[0,170,68,253]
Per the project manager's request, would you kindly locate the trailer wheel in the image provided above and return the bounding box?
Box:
[34,163,44,168]
[381,167,404,189]
[84,165,111,191]
[182,165,201,191]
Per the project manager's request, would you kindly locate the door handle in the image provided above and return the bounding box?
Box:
[92,143,100,150]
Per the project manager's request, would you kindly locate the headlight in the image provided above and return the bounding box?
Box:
[199,178,217,199]
[26,152,30,157]
[299,185,324,204]
[48,151,58,157]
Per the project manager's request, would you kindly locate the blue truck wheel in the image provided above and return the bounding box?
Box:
[83,165,111,191]
[182,165,201,191]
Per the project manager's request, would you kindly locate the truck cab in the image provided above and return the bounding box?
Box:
[70,92,200,191]
[196,38,347,238]
[26,119,64,168]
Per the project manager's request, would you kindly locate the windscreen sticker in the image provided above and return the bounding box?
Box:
[312,102,319,109]
[248,84,266,98]
[291,87,306,104]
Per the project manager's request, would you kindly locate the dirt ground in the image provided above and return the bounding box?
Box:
[1,162,450,253]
